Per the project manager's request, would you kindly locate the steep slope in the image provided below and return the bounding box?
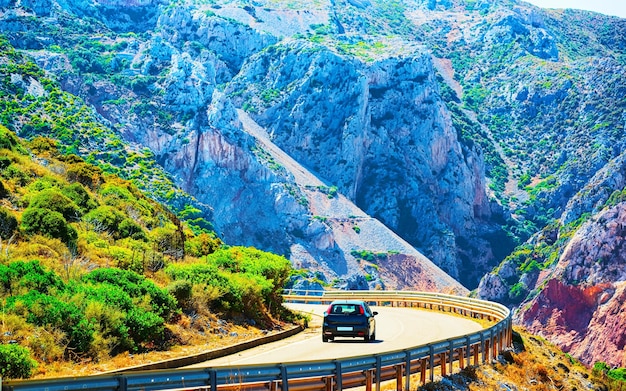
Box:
[238,110,465,292]
[0,0,498,291]
[478,154,626,367]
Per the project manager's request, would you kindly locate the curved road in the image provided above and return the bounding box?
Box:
[187,304,482,368]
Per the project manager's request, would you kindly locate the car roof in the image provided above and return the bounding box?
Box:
[329,300,367,305]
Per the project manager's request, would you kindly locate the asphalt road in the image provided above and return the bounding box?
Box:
[187,303,482,368]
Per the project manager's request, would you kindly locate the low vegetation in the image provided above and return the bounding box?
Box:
[0,127,295,380]
[414,328,609,391]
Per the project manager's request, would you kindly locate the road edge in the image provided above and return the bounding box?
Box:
[102,324,305,374]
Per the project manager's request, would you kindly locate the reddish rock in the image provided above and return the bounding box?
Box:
[515,202,626,367]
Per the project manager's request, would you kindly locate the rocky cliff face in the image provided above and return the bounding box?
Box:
[478,152,626,366]
[0,0,501,291]
[513,204,626,367]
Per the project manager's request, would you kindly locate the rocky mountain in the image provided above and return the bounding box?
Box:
[1,0,626,368]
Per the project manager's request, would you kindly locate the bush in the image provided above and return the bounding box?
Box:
[61,183,98,214]
[0,344,37,379]
[21,207,77,244]
[66,162,103,190]
[118,218,147,241]
[5,291,94,355]
[29,189,81,220]
[166,247,291,322]
[28,136,59,156]
[0,125,21,151]
[125,309,164,346]
[0,156,11,170]
[3,164,30,186]
[82,268,177,318]
[185,232,221,257]
[0,206,17,239]
[0,260,65,296]
[84,205,125,234]
[167,279,193,310]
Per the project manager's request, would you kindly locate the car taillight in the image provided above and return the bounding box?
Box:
[359,305,364,315]
[326,304,333,315]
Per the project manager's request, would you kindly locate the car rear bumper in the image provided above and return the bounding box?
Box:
[323,326,369,338]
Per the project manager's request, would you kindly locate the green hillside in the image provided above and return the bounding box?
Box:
[0,126,294,379]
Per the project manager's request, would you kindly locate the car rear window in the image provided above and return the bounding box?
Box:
[330,304,364,315]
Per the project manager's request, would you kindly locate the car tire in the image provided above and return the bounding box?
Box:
[323,335,329,342]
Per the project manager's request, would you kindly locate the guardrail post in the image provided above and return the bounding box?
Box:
[480,332,486,363]
[280,364,289,391]
[440,352,447,376]
[376,355,382,391]
[465,335,471,368]
[420,359,427,385]
[335,361,343,391]
[208,369,217,391]
[116,374,128,391]
[473,343,479,365]
[448,340,454,375]
[365,369,374,391]
[484,339,490,363]
[458,347,465,370]
[395,364,403,391]
[404,350,412,391]
[324,376,334,391]
[429,345,435,382]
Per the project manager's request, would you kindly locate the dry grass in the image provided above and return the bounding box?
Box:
[29,312,281,378]
[395,327,609,391]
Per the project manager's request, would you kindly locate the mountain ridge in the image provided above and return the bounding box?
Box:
[1,0,626,370]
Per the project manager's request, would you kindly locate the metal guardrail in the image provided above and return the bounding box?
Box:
[2,290,512,391]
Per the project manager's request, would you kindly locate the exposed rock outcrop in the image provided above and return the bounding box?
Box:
[513,201,626,366]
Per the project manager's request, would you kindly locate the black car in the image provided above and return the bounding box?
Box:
[322,300,378,342]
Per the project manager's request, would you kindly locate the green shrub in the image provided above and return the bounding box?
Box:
[0,260,65,296]
[66,162,104,190]
[28,136,59,156]
[0,156,12,170]
[61,183,98,214]
[29,189,81,220]
[0,125,21,151]
[0,206,17,238]
[118,218,147,241]
[166,247,291,321]
[609,368,626,382]
[3,164,30,186]
[21,207,78,243]
[84,205,125,234]
[0,344,37,379]
[82,268,177,318]
[125,308,165,346]
[5,291,94,355]
[167,279,193,309]
[185,232,221,257]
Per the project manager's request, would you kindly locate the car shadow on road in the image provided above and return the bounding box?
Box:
[327,339,383,344]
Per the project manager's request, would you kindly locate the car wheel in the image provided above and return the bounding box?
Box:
[323,335,329,342]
